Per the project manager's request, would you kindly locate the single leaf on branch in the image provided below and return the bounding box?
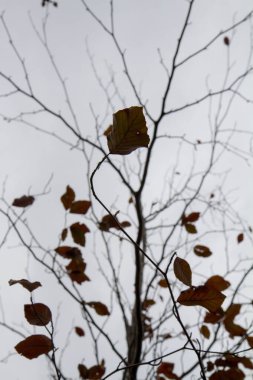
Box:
[181,212,200,225]
[86,302,110,316]
[15,334,53,359]
[173,257,192,287]
[66,258,90,284]
[12,195,34,208]
[75,326,85,337]
[158,278,168,288]
[177,285,226,312]
[106,106,150,155]
[55,246,82,259]
[200,325,210,339]
[185,223,197,234]
[237,233,244,243]
[61,185,75,210]
[157,362,180,380]
[98,214,131,232]
[223,304,247,337]
[142,299,156,310]
[24,303,52,326]
[9,279,41,292]
[61,228,68,241]
[194,244,212,257]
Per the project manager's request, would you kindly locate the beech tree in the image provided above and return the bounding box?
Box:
[0,1,253,380]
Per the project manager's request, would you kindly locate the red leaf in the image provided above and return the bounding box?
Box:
[9,279,41,292]
[177,285,225,312]
[61,185,75,210]
[12,195,34,208]
[181,212,200,225]
[86,302,110,316]
[24,303,52,326]
[70,200,91,215]
[157,362,179,379]
[15,335,53,359]
[173,257,192,287]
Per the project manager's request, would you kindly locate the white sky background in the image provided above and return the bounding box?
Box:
[0,1,253,379]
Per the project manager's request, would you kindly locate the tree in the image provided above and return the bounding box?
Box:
[0,1,253,379]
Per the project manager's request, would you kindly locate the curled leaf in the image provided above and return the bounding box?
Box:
[12,195,34,208]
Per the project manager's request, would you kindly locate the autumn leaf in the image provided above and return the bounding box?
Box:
[177,285,226,312]
[61,185,75,210]
[24,303,52,326]
[15,335,53,359]
[223,36,230,46]
[12,195,34,208]
[9,279,41,292]
[75,326,85,337]
[107,106,150,155]
[158,278,168,288]
[88,364,105,379]
[200,325,210,339]
[223,304,246,337]
[247,336,253,348]
[86,302,110,316]
[157,362,179,380]
[204,308,224,324]
[185,223,197,234]
[194,245,212,257]
[173,257,192,287]
[99,214,131,232]
[181,212,200,225]
[61,228,68,241]
[204,275,230,291]
[142,299,156,310]
[70,200,91,215]
[55,246,82,259]
[70,222,90,246]
[209,368,244,380]
[66,258,90,284]
[237,233,244,243]
[78,364,89,379]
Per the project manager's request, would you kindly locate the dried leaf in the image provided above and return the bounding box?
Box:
[66,258,90,284]
[61,185,75,210]
[75,326,85,337]
[181,212,200,225]
[200,325,210,339]
[15,335,53,359]
[107,106,150,155]
[223,304,246,337]
[12,195,34,208]
[99,214,130,232]
[209,369,244,380]
[70,222,90,247]
[158,279,168,288]
[70,200,91,215]
[142,299,156,310]
[194,245,212,257]
[185,223,197,234]
[86,302,110,316]
[78,364,89,379]
[247,336,253,348]
[88,364,105,379]
[24,303,52,326]
[177,285,225,312]
[61,228,68,241]
[157,362,179,380]
[9,279,41,292]
[173,257,192,287]
[237,233,244,244]
[55,246,82,259]
[223,36,230,46]
[204,308,224,324]
[205,275,230,291]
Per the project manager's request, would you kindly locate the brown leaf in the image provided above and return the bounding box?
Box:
[237,233,244,243]
[70,200,91,215]
[98,214,130,232]
[15,334,53,359]
[24,303,52,326]
[185,223,197,234]
[142,299,156,310]
[181,212,200,225]
[70,222,90,247]
[177,285,226,312]
[55,246,82,259]
[88,364,105,379]
[157,362,179,380]
[204,308,225,324]
[66,258,90,284]
[78,364,89,379]
[210,369,244,380]
[193,245,212,257]
[86,302,110,316]
[61,228,68,241]
[75,326,85,337]
[9,279,41,292]
[61,185,75,210]
[247,336,253,348]
[205,275,230,291]
[107,106,150,155]
[223,36,230,46]
[223,304,246,337]
[173,257,192,287]
[200,325,210,339]
[12,195,34,208]
[158,278,168,288]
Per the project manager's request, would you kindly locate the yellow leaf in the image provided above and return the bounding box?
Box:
[107,106,150,155]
